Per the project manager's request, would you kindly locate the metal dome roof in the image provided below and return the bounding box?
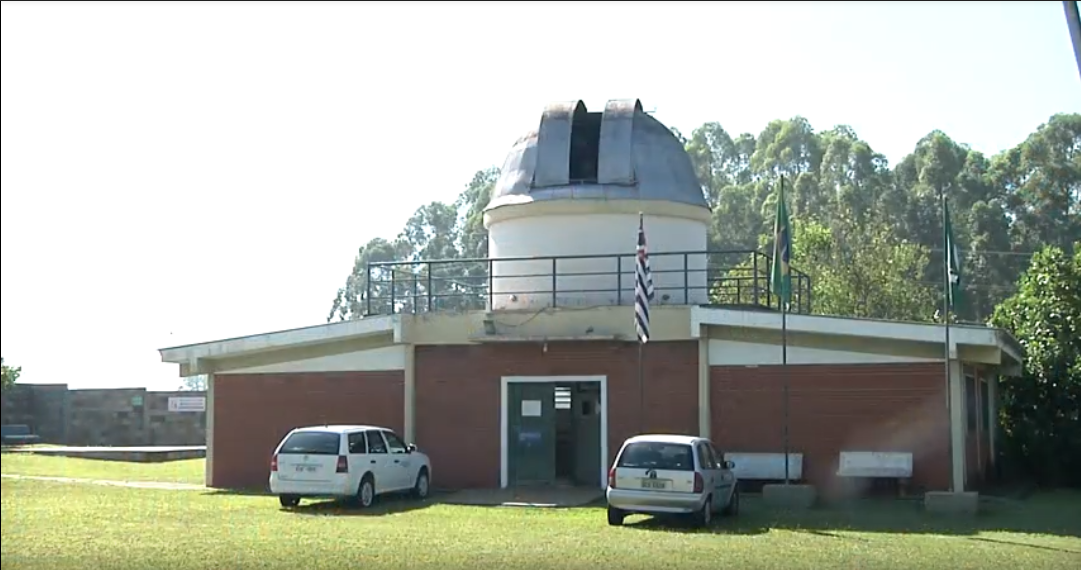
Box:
[486,99,710,211]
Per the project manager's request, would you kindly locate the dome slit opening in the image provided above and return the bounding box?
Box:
[568,111,603,183]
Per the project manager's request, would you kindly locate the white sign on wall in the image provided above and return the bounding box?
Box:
[168,396,206,413]
[521,400,542,417]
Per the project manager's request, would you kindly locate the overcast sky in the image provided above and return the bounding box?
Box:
[2,1,1078,390]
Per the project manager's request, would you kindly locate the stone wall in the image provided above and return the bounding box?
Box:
[1,384,206,446]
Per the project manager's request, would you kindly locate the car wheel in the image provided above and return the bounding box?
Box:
[723,487,740,516]
[357,476,376,509]
[607,506,625,526]
[694,496,713,527]
[412,468,430,500]
[278,494,300,508]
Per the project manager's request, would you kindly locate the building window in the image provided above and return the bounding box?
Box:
[980,379,991,435]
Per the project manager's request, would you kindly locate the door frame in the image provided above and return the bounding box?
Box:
[500,375,608,490]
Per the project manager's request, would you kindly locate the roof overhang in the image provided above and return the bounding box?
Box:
[691,306,1024,374]
[158,315,402,376]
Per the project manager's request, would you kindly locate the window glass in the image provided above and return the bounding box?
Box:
[696,443,713,469]
[347,432,367,454]
[278,431,340,455]
[617,442,695,471]
[383,431,407,454]
[365,430,387,454]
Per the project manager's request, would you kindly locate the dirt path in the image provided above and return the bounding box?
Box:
[0,473,205,491]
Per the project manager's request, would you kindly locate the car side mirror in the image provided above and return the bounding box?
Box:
[724,460,736,470]
[406,443,417,453]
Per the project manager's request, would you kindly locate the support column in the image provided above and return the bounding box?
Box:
[697,332,710,438]
[204,373,215,488]
[403,344,416,443]
[987,372,998,468]
[948,359,966,492]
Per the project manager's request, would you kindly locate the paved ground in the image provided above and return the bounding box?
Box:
[0,473,205,491]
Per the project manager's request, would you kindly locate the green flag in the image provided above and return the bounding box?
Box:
[770,177,793,309]
[944,197,963,311]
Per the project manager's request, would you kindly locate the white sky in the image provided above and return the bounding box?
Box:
[2,1,1078,390]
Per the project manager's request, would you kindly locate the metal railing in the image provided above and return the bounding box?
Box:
[363,250,812,316]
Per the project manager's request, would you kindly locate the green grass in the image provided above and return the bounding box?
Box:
[2,458,1080,570]
[0,453,205,485]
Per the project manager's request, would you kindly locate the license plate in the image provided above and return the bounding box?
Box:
[641,479,668,489]
[294,465,317,473]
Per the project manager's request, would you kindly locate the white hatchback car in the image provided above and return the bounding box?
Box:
[269,425,432,508]
[605,434,739,527]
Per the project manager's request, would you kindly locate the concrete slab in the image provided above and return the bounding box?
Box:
[924,491,980,515]
[763,483,817,510]
[443,486,603,508]
[4,446,206,462]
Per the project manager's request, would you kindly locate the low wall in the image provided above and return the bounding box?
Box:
[1,384,206,447]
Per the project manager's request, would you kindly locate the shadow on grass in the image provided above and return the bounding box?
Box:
[609,493,1081,543]
[201,486,441,516]
[287,492,441,517]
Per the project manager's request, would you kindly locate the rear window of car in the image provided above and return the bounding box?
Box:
[278,431,341,455]
[617,441,696,471]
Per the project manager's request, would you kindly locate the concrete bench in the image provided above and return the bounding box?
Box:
[1,424,41,446]
[724,452,804,481]
[836,451,913,496]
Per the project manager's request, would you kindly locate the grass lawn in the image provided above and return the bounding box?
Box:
[0,453,205,485]
[2,460,1080,570]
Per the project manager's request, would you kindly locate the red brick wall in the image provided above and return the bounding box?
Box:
[211,372,403,489]
[414,341,699,490]
[710,362,950,495]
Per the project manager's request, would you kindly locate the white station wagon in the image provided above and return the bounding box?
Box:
[606,434,739,527]
[269,425,432,508]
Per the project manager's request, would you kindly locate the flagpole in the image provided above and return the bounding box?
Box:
[638,339,645,434]
[782,291,790,485]
[942,192,955,493]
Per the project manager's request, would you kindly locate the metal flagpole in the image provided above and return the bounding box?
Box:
[782,292,790,485]
[635,213,654,435]
[942,193,955,493]
[1065,1,1081,81]
[780,175,791,486]
[638,338,645,434]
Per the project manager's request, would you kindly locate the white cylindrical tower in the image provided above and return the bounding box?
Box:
[483,99,712,311]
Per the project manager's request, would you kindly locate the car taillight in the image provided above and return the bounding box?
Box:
[270,455,278,472]
[693,472,704,493]
[336,455,348,473]
[608,467,617,488]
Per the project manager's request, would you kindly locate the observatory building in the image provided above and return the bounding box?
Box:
[160,99,1021,499]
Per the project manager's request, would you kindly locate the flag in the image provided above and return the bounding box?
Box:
[944,197,963,311]
[770,178,793,309]
[635,213,655,343]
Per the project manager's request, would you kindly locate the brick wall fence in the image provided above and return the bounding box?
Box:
[1,384,206,447]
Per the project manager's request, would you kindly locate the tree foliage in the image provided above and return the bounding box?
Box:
[2,357,21,391]
[327,113,1079,324]
[990,245,1081,486]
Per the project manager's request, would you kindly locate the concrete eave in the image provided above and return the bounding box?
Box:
[468,334,626,343]
[691,306,1024,372]
[158,315,402,371]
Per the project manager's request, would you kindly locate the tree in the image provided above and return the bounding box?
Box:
[179,375,207,391]
[329,113,1081,328]
[990,244,1081,486]
[1,357,20,391]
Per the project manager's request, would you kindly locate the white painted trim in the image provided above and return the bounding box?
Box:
[499,375,608,490]
[708,339,937,366]
[215,345,406,374]
[159,315,400,364]
[691,306,1021,365]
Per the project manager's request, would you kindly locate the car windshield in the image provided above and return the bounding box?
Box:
[278,431,341,455]
[617,441,695,471]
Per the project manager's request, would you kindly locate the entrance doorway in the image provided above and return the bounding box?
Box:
[500,376,608,490]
